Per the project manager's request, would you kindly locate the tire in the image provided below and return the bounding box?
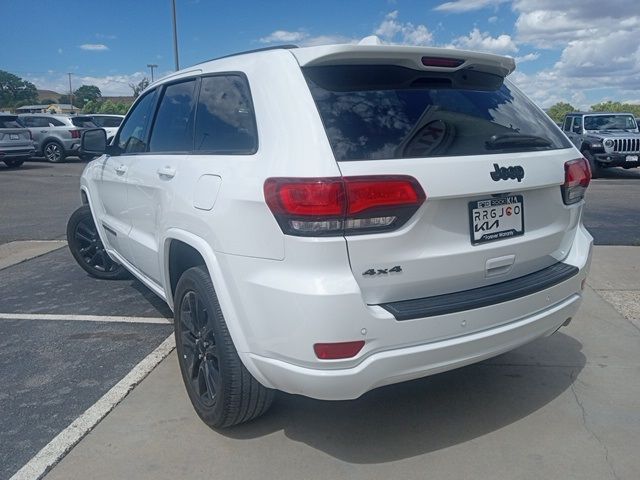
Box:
[3,159,24,168]
[174,266,274,428]
[66,205,130,280]
[583,150,600,179]
[43,141,66,163]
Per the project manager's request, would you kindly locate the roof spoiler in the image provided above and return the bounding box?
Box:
[291,45,516,78]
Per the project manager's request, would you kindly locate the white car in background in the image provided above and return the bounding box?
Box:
[68,42,593,428]
[86,114,124,143]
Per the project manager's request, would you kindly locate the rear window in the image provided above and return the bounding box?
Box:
[92,116,122,128]
[71,117,98,128]
[303,65,571,161]
[0,116,21,128]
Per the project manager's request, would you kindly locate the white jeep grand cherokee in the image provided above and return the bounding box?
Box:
[67,43,593,428]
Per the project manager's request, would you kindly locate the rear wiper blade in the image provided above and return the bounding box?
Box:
[486,133,552,150]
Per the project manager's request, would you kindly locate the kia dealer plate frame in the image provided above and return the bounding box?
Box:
[469,195,524,245]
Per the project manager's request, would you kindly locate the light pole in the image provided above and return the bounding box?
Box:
[171,0,180,71]
[147,64,158,82]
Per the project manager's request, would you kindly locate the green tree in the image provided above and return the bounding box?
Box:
[129,78,150,98]
[547,102,576,124]
[590,101,640,117]
[114,102,131,115]
[82,99,103,114]
[74,85,102,105]
[0,70,38,108]
[98,100,116,113]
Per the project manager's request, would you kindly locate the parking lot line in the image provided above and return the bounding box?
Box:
[0,313,172,324]
[9,334,176,480]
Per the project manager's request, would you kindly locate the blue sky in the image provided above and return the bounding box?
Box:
[2,0,639,108]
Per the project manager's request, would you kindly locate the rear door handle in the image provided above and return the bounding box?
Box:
[115,164,127,175]
[157,166,176,179]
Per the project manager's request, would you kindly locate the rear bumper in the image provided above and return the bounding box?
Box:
[228,225,593,400]
[250,292,581,400]
[0,147,35,158]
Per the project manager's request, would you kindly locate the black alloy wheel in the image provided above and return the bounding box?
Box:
[174,266,274,428]
[179,290,221,407]
[66,205,130,279]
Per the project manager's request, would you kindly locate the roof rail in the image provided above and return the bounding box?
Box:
[194,44,299,66]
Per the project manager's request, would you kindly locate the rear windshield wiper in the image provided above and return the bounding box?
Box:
[486,133,552,150]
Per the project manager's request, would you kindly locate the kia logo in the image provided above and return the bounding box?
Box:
[490,163,525,182]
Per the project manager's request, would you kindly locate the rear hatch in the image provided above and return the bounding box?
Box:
[296,47,582,305]
[0,116,32,148]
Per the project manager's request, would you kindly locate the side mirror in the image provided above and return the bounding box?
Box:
[81,128,107,156]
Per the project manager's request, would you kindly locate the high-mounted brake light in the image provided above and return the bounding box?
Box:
[421,56,465,68]
[264,176,426,236]
[314,341,365,360]
[561,158,591,205]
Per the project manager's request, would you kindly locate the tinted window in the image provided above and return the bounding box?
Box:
[563,117,572,132]
[194,75,258,153]
[149,80,197,152]
[584,114,637,131]
[71,117,98,128]
[304,65,571,161]
[21,117,49,127]
[117,90,157,153]
[0,116,20,128]
[92,116,122,128]
[48,117,66,127]
[573,116,583,131]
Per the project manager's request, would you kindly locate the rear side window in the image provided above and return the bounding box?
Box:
[149,79,198,152]
[47,117,66,127]
[92,116,122,128]
[117,89,157,153]
[0,116,20,128]
[194,75,258,154]
[71,117,97,128]
[304,65,571,161]
[563,117,572,132]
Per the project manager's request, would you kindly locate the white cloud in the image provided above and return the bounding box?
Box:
[488,16,498,23]
[448,28,518,54]
[259,30,306,43]
[515,52,540,63]
[434,0,508,12]
[374,11,434,46]
[79,44,109,51]
[26,71,147,96]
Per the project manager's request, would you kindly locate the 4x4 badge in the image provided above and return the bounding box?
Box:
[490,163,525,182]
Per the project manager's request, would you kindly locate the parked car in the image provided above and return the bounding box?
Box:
[0,114,34,168]
[18,114,97,162]
[68,43,593,428]
[562,112,640,177]
[85,114,124,143]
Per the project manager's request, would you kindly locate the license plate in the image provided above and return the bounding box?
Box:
[469,195,524,245]
[626,155,638,162]
[10,134,19,140]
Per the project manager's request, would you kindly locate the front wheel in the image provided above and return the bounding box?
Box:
[3,159,24,168]
[583,150,601,179]
[174,266,274,428]
[66,205,130,279]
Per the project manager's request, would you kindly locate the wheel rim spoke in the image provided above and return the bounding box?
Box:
[179,289,219,407]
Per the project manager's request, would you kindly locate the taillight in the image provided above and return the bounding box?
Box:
[561,158,591,205]
[264,176,426,236]
[69,130,81,139]
[314,341,365,360]
[421,56,465,68]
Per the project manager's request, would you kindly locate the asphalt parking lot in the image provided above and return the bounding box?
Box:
[1,159,639,480]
